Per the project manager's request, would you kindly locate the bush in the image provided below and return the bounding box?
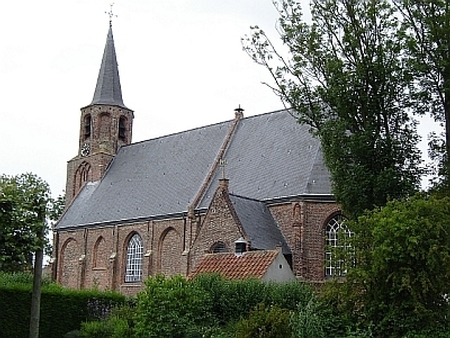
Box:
[79,302,136,338]
[290,298,325,338]
[133,274,214,338]
[191,273,316,325]
[0,273,125,338]
[80,317,131,338]
[0,270,54,287]
[207,276,266,323]
[235,303,292,338]
[262,280,316,311]
[345,195,450,337]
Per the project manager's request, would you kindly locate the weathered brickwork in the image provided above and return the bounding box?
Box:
[158,228,183,276]
[189,182,244,272]
[57,218,191,294]
[269,201,340,281]
[59,236,80,289]
[65,104,133,205]
[298,202,340,281]
[56,181,341,294]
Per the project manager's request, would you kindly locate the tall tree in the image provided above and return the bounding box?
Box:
[343,195,450,336]
[395,0,450,192]
[0,173,64,338]
[0,173,61,272]
[243,0,423,218]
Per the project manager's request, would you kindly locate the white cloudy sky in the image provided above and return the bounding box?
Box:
[0,0,439,197]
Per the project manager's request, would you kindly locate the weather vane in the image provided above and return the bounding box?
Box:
[106,3,117,25]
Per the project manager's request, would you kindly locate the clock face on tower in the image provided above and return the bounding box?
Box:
[81,142,90,157]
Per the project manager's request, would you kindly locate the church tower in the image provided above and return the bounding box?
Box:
[65,21,134,204]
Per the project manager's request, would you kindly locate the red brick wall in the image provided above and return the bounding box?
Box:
[158,227,184,276]
[269,201,340,281]
[56,190,340,294]
[65,104,133,205]
[189,185,245,274]
[56,217,191,294]
[58,236,80,289]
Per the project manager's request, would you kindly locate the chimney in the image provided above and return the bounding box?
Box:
[234,105,244,119]
[234,237,247,256]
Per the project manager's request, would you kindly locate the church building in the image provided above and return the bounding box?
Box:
[53,22,344,295]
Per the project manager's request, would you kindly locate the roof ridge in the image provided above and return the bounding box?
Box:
[240,108,291,120]
[119,118,235,149]
[118,109,292,150]
[189,112,243,209]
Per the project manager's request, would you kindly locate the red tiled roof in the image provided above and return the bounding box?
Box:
[189,250,279,280]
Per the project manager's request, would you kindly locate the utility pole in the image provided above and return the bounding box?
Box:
[29,209,45,338]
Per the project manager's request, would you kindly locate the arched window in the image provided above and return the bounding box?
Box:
[84,114,91,138]
[211,241,228,253]
[125,233,143,283]
[74,162,91,196]
[118,116,127,141]
[325,214,353,278]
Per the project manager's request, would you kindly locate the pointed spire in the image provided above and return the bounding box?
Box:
[91,23,127,108]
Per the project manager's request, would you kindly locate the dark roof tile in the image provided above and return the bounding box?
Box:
[57,110,332,229]
[90,25,128,109]
[229,194,291,254]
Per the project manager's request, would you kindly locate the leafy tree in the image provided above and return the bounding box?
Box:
[395,0,450,192]
[235,303,292,338]
[342,195,450,337]
[0,173,62,272]
[243,0,423,218]
[133,275,214,338]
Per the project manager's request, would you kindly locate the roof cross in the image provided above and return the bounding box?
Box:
[106,3,117,26]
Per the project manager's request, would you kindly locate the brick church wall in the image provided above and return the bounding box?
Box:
[57,197,341,293]
[188,186,243,274]
[269,201,340,281]
[65,154,114,204]
[57,217,191,294]
[151,218,187,276]
[84,227,114,290]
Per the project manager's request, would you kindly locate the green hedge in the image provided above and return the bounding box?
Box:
[0,273,125,338]
[127,274,317,338]
[190,273,315,325]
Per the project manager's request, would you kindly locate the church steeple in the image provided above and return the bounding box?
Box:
[91,23,128,109]
[65,20,134,205]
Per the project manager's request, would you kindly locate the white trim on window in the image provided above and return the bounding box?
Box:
[125,233,143,283]
[325,214,352,277]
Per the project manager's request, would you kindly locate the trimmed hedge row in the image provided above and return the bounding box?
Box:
[0,274,125,338]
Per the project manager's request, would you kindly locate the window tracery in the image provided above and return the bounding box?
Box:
[325,214,353,278]
[125,233,143,283]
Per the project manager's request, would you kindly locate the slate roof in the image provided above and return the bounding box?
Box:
[198,110,330,208]
[57,109,332,229]
[189,250,280,280]
[229,194,291,255]
[89,24,128,109]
